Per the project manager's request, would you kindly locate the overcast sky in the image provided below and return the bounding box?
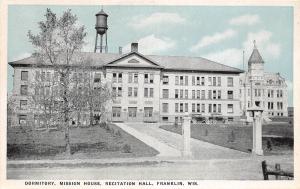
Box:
[7,5,293,106]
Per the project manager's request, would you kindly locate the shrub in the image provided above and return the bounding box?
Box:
[105,125,111,132]
[110,127,115,135]
[122,144,132,153]
[115,130,122,137]
[99,122,106,128]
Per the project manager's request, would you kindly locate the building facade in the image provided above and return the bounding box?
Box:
[8,41,289,127]
[239,42,288,120]
[8,43,247,126]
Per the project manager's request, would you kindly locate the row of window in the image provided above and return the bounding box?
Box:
[267,79,283,85]
[112,87,235,100]
[113,73,154,84]
[170,116,235,123]
[244,89,284,98]
[112,107,154,118]
[112,72,234,86]
[21,71,284,90]
[163,89,234,100]
[268,112,284,116]
[170,103,234,114]
[22,70,102,84]
[21,83,235,101]
[245,100,284,110]
[267,102,283,110]
[21,83,99,96]
[268,89,283,98]
[173,76,233,87]
[113,87,155,98]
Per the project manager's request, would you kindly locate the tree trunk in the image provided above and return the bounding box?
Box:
[89,100,93,126]
[89,109,93,126]
[64,107,71,154]
[63,73,71,155]
[77,111,80,127]
[65,125,71,154]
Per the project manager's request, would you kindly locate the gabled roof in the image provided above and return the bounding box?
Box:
[8,52,120,67]
[9,52,243,73]
[104,52,163,69]
[248,42,264,64]
[147,55,243,73]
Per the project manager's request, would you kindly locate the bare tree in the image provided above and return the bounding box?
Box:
[28,8,87,154]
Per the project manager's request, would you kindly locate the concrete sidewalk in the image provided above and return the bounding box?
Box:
[124,122,249,160]
[7,156,175,168]
[7,155,293,180]
[114,123,181,157]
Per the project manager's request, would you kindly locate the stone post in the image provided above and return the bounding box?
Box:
[182,113,192,158]
[252,111,263,155]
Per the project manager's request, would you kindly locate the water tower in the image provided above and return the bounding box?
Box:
[94,8,108,53]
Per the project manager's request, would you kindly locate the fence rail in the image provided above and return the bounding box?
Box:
[262,160,294,180]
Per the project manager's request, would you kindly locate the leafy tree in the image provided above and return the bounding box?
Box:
[28,8,87,154]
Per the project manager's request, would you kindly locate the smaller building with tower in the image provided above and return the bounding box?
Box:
[239,41,288,120]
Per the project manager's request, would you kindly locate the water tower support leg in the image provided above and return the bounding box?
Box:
[100,35,103,53]
[105,33,108,53]
[94,33,98,53]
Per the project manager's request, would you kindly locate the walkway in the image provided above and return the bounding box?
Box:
[116,122,249,159]
[114,123,181,157]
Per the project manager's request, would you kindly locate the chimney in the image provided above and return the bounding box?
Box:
[131,42,138,52]
[119,46,122,55]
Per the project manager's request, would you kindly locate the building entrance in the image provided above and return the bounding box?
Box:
[128,107,138,121]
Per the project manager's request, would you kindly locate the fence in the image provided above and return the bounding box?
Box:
[261,160,293,180]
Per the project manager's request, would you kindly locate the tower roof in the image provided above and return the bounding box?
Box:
[248,40,264,64]
[96,8,108,16]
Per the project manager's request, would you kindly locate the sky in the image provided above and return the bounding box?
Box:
[7,5,293,106]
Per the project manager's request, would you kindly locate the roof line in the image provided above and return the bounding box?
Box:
[104,51,164,68]
[196,56,244,72]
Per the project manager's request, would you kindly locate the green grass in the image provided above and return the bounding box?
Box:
[160,123,293,155]
[7,124,159,160]
[262,123,293,138]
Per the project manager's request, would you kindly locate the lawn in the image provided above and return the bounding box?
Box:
[7,123,159,160]
[160,123,293,155]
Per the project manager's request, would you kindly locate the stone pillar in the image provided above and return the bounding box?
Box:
[252,111,263,155]
[182,113,192,158]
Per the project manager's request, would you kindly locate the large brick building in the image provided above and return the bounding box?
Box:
[8,39,289,127]
[9,42,248,126]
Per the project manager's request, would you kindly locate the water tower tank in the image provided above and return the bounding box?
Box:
[95,9,108,35]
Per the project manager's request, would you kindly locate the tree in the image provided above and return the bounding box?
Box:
[70,59,113,126]
[28,8,87,154]
[29,67,58,129]
[84,60,113,126]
